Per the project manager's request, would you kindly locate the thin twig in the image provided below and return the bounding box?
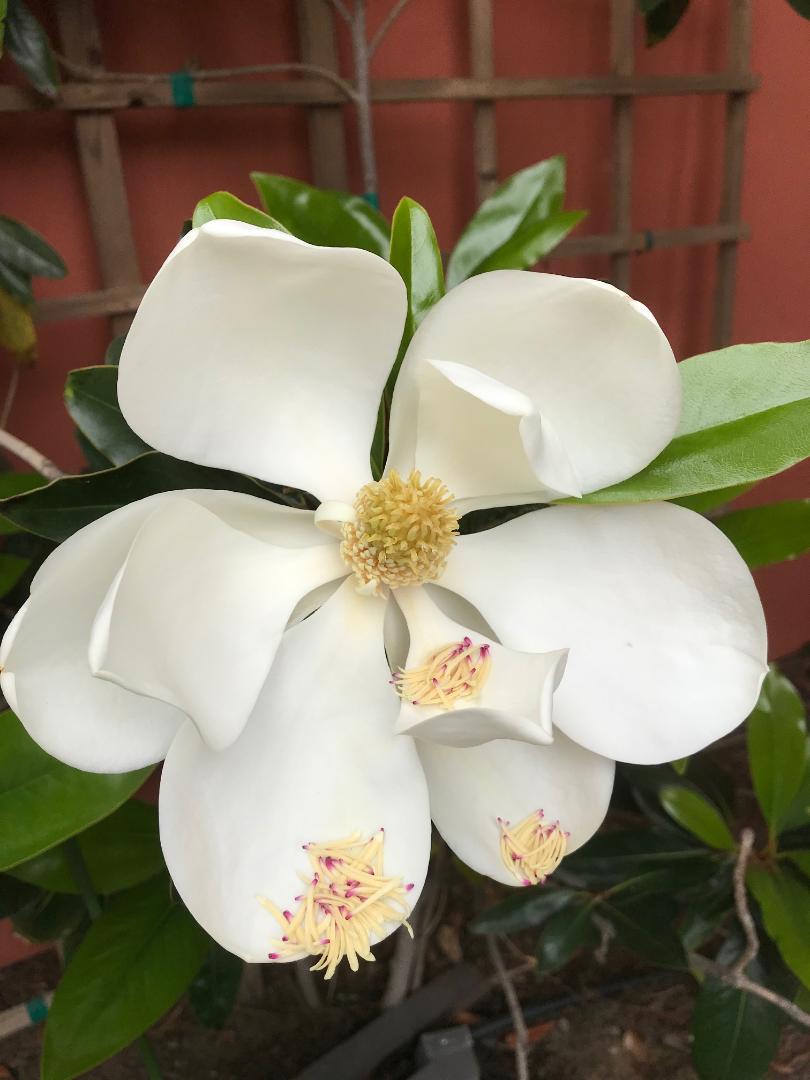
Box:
[328,0,353,24]
[368,0,413,56]
[730,827,758,977]
[486,935,530,1080]
[0,429,63,479]
[54,53,358,102]
[689,827,810,1029]
[349,0,377,198]
[0,364,20,430]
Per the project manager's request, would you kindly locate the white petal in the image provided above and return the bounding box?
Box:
[118,221,407,502]
[159,580,431,963]
[419,732,614,885]
[393,586,566,748]
[440,503,767,764]
[0,491,326,773]
[89,499,346,752]
[388,271,679,504]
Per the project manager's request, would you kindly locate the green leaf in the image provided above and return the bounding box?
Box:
[0,215,66,279]
[4,0,59,98]
[0,257,33,304]
[785,0,810,18]
[582,341,810,504]
[0,451,276,542]
[780,757,810,833]
[0,0,7,56]
[251,173,390,256]
[659,785,735,850]
[693,973,782,1080]
[471,885,575,935]
[0,872,39,917]
[474,210,585,276]
[643,0,690,46]
[596,894,686,966]
[674,482,754,513]
[558,829,708,889]
[535,897,598,974]
[189,943,243,1028]
[42,877,208,1080]
[447,156,580,286]
[716,500,810,569]
[372,197,445,476]
[104,334,126,366]
[786,850,810,879]
[12,891,86,943]
[0,552,28,595]
[0,471,46,535]
[191,190,289,233]
[64,366,151,466]
[747,667,808,833]
[747,864,810,988]
[0,711,152,870]
[10,800,163,894]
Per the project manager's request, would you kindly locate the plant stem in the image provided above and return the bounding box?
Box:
[64,838,165,1078]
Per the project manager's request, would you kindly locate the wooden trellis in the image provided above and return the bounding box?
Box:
[1,0,756,345]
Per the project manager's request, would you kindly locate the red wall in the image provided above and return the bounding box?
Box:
[1,0,808,655]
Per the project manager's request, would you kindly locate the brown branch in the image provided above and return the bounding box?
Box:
[486,935,530,1080]
[328,0,353,24]
[0,429,63,480]
[368,0,413,56]
[690,828,810,1029]
[0,364,20,430]
[54,53,359,102]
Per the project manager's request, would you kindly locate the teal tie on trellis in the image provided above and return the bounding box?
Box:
[170,71,196,108]
[362,192,380,209]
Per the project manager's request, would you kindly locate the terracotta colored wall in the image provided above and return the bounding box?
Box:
[1,0,808,663]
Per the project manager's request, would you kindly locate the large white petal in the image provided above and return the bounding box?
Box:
[440,502,767,764]
[0,491,325,773]
[420,733,614,885]
[159,580,431,964]
[393,586,566,748]
[388,271,679,506]
[118,221,407,502]
[89,499,346,752]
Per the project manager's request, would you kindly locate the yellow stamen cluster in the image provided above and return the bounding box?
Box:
[258,831,413,980]
[341,470,458,594]
[393,638,492,709]
[498,810,569,886]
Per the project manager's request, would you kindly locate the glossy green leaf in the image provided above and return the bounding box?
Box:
[643,0,690,46]
[471,885,575,935]
[674,482,754,513]
[693,972,781,1080]
[786,0,810,18]
[475,209,585,275]
[780,754,810,833]
[596,894,686,966]
[4,0,59,97]
[786,850,810,879]
[64,365,152,466]
[11,800,163,895]
[535,897,598,974]
[0,215,65,278]
[679,866,734,950]
[558,829,707,889]
[603,861,717,903]
[747,667,808,833]
[42,877,208,1080]
[0,451,275,542]
[0,257,33,303]
[189,943,243,1028]
[747,864,810,988]
[191,190,288,233]
[659,785,735,850]
[0,471,45,535]
[716,500,810,569]
[582,341,810,504]
[0,552,28,595]
[0,0,7,55]
[371,197,445,476]
[104,334,126,366]
[446,156,581,286]
[0,872,39,917]
[0,711,152,870]
[251,173,390,256]
[12,891,86,943]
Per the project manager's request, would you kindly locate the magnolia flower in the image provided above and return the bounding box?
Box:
[0,222,767,977]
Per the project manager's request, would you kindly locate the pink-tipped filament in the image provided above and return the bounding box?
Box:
[392,637,492,709]
[498,810,569,886]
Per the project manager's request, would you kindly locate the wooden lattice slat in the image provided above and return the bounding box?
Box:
[468,0,498,205]
[610,0,635,292]
[296,0,349,190]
